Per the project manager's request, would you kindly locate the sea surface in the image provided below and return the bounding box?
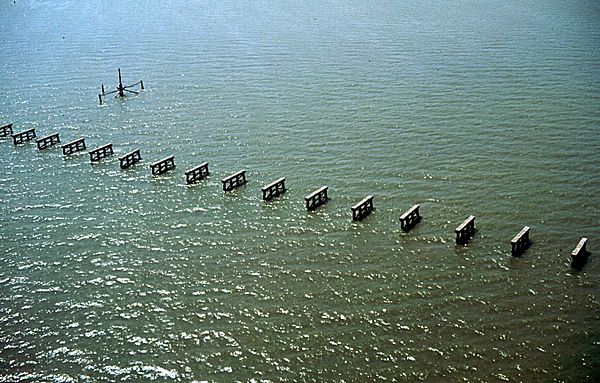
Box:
[1,1,599,382]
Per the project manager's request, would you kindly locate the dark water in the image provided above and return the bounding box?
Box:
[1,1,599,381]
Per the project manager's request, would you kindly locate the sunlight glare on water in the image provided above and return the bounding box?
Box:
[0,0,599,382]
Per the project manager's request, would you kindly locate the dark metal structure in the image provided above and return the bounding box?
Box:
[99,69,144,104]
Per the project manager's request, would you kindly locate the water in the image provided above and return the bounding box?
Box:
[1,0,599,381]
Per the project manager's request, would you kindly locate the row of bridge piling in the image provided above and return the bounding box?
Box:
[1,122,592,269]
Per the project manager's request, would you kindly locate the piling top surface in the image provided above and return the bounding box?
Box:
[262,177,285,191]
[150,155,175,166]
[62,137,85,146]
[93,143,113,150]
[400,204,420,220]
[222,169,246,182]
[305,186,328,200]
[119,149,141,159]
[572,237,588,255]
[185,162,209,174]
[511,226,531,243]
[455,215,476,232]
[37,132,59,141]
[13,127,35,136]
[352,195,374,210]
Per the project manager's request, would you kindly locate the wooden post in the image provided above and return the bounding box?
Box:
[118,68,125,97]
[399,204,421,232]
[455,215,476,244]
[571,237,589,270]
[351,195,374,221]
[261,177,286,201]
[0,123,13,137]
[36,133,60,150]
[510,226,531,256]
[12,128,36,145]
[185,162,209,184]
[61,138,86,156]
[89,143,114,162]
[119,149,142,169]
[305,186,328,211]
[150,155,176,176]
[221,170,247,192]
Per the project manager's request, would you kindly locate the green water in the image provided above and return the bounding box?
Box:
[1,1,599,381]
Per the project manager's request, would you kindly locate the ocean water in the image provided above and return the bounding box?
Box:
[0,0,599,381]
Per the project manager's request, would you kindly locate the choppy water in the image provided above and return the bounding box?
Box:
[1,1,599,382]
